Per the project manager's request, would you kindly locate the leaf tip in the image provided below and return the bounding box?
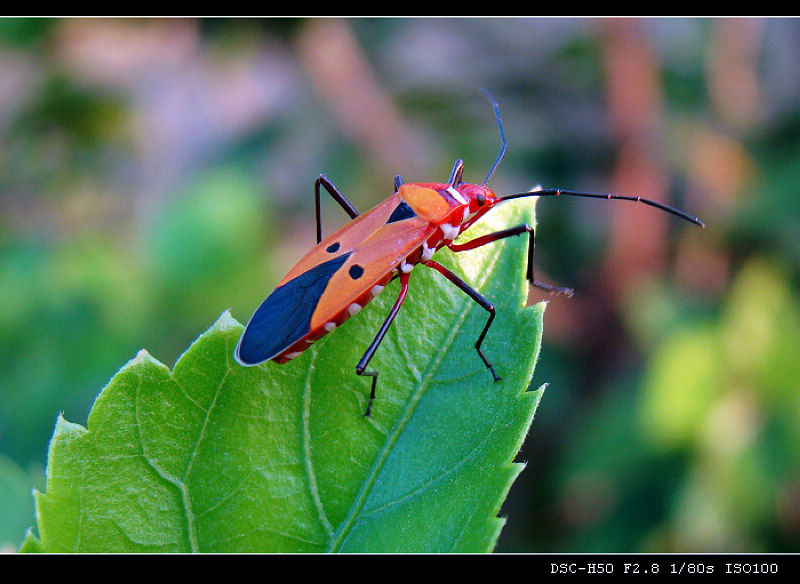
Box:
[19,527,43,553]
[132,348,154,364]
[104,348,171,387]
[125,348,170,374]
[53,411,85,436]
[212,309,243,332]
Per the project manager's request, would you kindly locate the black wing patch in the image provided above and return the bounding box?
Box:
[386,201,416,224]
[235,253,351,365]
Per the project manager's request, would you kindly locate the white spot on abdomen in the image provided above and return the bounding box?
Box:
[441,223,459,240]
[421,242,434,261]
[348,303,362,316]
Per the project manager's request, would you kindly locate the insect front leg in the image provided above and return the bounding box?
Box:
[315,174,360,243]
[356,272,411,417]
[447,224,574,297]
[423,260,501,382]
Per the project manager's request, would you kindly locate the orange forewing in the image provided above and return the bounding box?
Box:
[279,194,399,285]
[310,219,435,330]
[398,184,450,222]
[277,192,437,332]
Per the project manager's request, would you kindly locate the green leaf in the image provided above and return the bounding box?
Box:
[22,200,546,553]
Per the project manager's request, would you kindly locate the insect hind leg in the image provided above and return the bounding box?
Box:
[355,272,411,416]
[423,260,501,382]
[355,368,379,418]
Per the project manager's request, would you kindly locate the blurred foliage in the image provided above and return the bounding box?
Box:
[0,454,38,550]
[0,17,798,552]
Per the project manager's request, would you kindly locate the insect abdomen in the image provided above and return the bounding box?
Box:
[271,269,396,363]
[235,254,351,366]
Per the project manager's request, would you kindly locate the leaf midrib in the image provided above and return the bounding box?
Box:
[326,246,503,552]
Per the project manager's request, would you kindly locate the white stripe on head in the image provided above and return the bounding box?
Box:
[446,186,468,205]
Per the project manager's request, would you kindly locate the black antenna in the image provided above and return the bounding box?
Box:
[480,88,507,186]
[500,189,705,227]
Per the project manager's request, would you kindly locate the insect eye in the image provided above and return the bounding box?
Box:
[476,193,485,206]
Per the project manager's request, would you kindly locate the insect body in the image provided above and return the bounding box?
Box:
[235,96,704,416]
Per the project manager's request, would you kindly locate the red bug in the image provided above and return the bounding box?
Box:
[235,94,704,416]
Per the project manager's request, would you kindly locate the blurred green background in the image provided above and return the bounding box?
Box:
[0,17,798,553]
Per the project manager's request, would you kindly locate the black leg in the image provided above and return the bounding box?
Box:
[356,272,411,416]
[423,260,501,382]
[447,224,574,297]
[394,175,404,192]
[315,174,360,243]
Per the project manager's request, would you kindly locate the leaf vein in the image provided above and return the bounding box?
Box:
[327,245,503,552]
[301,350,334,537]
[358,421,495,521]
[176,349,234,551]
[132,367,195,551]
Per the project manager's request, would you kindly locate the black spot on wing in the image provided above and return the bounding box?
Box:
[235,253,351,365]
[386,201,416,224]
[349,264,364,279]
[326,242,340,253]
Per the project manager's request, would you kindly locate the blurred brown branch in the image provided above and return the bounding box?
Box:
[295,19,428,184]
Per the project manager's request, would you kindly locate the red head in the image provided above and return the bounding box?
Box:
[396,179,500,235]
